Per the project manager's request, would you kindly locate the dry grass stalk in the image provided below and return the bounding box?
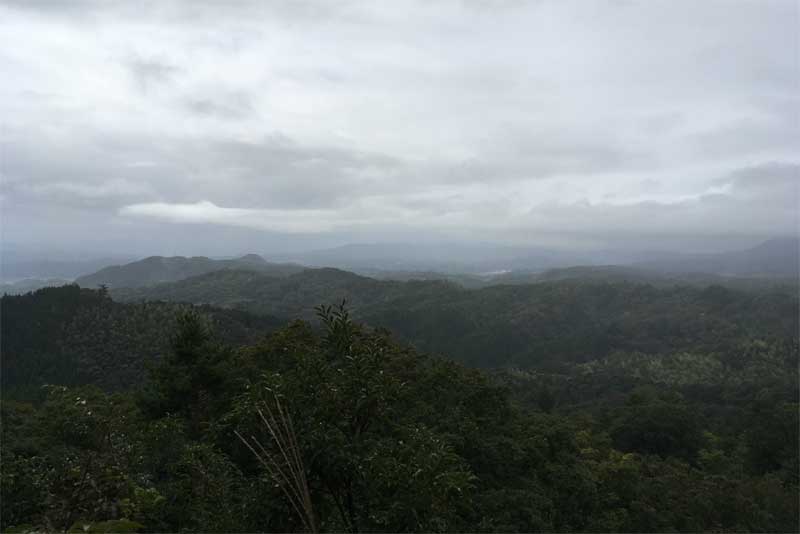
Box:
[235,394,318,533]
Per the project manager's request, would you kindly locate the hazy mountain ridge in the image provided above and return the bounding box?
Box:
[277,242,591,273]
[635,237,799,277]
[491,238,798,282]
[109,263,798,370]
[491,264,799,292]
[104,237,800,328]
[0,255,136,283]
[113,267,464,321]
[355,268,490,289]
[0,278,72,295]
[70,238,798,293]
[75,254,306,288]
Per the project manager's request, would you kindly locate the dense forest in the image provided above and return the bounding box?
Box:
[111,268,798,369]
[1,286,284,398]
[2,280,798,532]
[75,255,306,289]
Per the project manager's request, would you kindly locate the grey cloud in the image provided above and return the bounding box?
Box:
[639,113,685,135]
[715,162,800,214]
[517,163,799,239]
[511,195,794,242]
[690,116,799,159]
[0,0,99,15]
[2,125,407,213]
[639,179,662,192]
[183,93,253,119]
[125,57,180,93]
[436,139,653,185]
[20,179,155,204]
[724,162,799,190]
[177,136,406,209]
[1,0,797,255]
[1,0,368,25]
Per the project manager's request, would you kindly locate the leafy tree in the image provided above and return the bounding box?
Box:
[610,396,703,461]
[3,293,798,532]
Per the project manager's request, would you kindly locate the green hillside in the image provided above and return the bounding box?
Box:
[0,278,72,295]
[111,268,798,369]
[75,254,306,289]
[2,300,797,532]
[1,285,285,397]
[491,264,799,292]
[112,268,463,320]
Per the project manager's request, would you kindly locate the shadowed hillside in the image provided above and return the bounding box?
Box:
[76,254,306,289]
[3,297,797,532]
[111,267,798,369]
[1,285,285,396]
[112,267,464,320]
[636,237,799,277]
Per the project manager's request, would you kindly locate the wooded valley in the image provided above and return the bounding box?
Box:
[2,270,797,532]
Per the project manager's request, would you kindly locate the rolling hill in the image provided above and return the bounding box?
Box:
[111,266,798,369]
[75,254,306,288]
[0,278,72,295]
[112,267,463,320]
[636,237,799,277]
[1,285,285,396]
[278,241,590,273]
[490,264,799,292]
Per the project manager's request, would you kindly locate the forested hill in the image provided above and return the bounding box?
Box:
[75,254,306,288]
[112,267,798,369]
[636,237,799,277]
[3,277,798,532]
[0,285,285,397]
[0,277,72,295]
[492,264,799,292]
[366,281,798,368]
[112,267,463,320]
[3,298,798,532]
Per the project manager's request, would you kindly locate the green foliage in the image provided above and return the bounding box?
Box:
[113,271,799,371]
[75,254,305,289]
[0,385,156,532]
[1,286,284,398]
[745,402,800,481]
[67,519,144,533]
[226,305,483,531]
[3,287,798,532]
[157,443,250,532]
[608,394,703,461]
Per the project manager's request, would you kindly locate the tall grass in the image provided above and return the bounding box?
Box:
[235,394,317,533]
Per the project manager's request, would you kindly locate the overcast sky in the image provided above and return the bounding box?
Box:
[1,0,797,257]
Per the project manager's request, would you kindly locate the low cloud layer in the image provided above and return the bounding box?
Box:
[120,201,344,234]
[1,0,797,256]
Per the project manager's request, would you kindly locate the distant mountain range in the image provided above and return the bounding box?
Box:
[276,242,591,273]
[636,237,798,277]
[112,267,461,321]
[492,265,797,292]
[7,237,793,293]
[278,238,799,277]
[110,264,797,370]
[75,254,306,288]
[0,278,72,295]
[1,255,135,282]
[4,238,797,382]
